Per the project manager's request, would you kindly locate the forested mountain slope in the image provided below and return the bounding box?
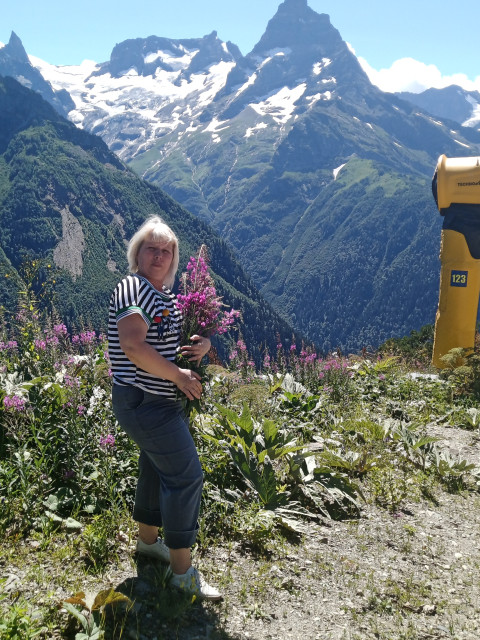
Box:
[0,75,295,360]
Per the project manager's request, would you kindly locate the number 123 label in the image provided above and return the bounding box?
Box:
[450,270,468,287]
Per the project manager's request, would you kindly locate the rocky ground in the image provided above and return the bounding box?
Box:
[3,422,480,640]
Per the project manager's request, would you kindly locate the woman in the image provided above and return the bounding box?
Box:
[108,215,221,600]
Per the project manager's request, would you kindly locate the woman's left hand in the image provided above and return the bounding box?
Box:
[180,335,211,364]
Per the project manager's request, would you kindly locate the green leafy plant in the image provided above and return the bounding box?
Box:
[392,423,442,472]
[62,588,131,640]
[368,466,413,513]
[440,347,480,397]
[432,450,476,492]
[0,590,42,640]
[206,403,304,508]
[82,512,119,571]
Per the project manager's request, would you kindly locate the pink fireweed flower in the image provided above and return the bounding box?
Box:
[177,245,240,341]
[72,330,97,345]
[237,339,247,352]
[0,340,18,351]
[53,324,68,336]
[3,395,26,411]
[99,434,115,449]
[64,374,81,388]
[34,339,47,350]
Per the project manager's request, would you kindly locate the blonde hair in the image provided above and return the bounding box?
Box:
[127,216,179,289]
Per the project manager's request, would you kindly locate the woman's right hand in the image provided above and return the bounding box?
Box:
[174,368,203,400]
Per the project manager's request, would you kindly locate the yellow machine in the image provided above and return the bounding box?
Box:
[432,154,480,367]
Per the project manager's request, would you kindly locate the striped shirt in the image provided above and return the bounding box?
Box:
[108,274,182,397]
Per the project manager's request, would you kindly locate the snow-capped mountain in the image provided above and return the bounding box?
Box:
[0,74,294,358]
[31,31,241,161]
[396,85,480,130]
[3,0,480,352]
[24,0,375,168]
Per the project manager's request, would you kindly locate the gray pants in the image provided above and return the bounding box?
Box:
[112,384,203,549]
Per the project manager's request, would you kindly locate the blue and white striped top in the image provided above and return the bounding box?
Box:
[108,274,182,398]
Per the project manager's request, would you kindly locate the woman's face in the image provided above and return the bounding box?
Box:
[136,235,174,287]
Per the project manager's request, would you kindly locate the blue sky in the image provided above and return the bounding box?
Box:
[2,0,480,92]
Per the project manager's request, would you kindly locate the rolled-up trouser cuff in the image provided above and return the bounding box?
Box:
[132,506,199,548]
[163,526,199,550]
[132,506,163,528]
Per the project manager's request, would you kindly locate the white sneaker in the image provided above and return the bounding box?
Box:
[135,538,170,563]
[170,566,222,601]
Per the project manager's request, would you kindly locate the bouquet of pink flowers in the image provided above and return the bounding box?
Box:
[177,245,241,341]
[176,245,241,414]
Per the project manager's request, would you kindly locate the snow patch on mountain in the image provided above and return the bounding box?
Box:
[252,48,292,65]
[235,72,258,98]
[245,122,268,138]
[306,91,333,106]
[333,163,346,180]
[454,139,472,149]
[205,118,230,133]
[250,84,307,124]
[313,59,331,75]
[464,95,480,128]
[143,48,198,71]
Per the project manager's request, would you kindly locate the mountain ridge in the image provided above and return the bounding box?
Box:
[2,3,480,351]
[396,85,480,129]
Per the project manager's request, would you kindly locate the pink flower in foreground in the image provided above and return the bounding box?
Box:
[53,324,68,336]
[0,341,18,351]
[3,395,26,412]
[99,434,115,449]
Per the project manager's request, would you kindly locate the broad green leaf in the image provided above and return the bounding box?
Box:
[62,602,88,630]
[92,588,131,610]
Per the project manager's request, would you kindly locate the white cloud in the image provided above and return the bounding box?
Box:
[358,56,480,94]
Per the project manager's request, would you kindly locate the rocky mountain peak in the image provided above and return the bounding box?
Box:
[215,0,363,120]
[0,31,74,117]
[186,31,241,75]
[2,31,30,64]
[250,0,342,56]
[105,30,241,79]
